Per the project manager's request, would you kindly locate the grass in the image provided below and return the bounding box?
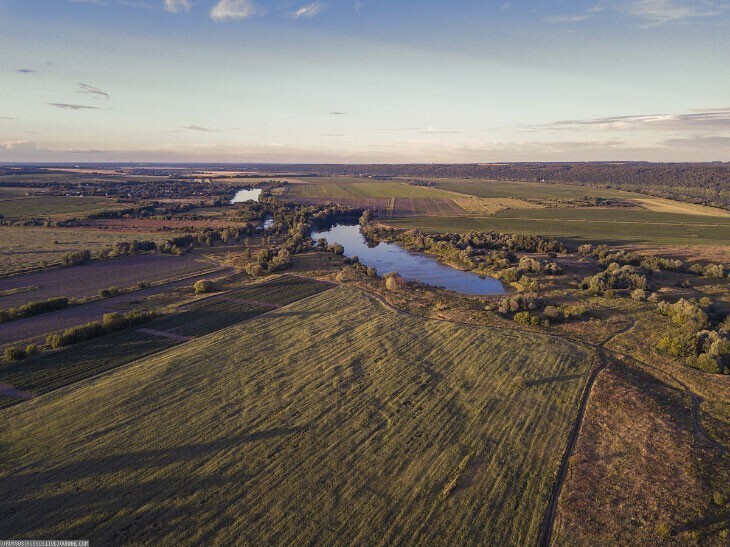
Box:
[0,226,167,276]
[383,208,730,246]
[0,195,123,219]
[0,287,592,545]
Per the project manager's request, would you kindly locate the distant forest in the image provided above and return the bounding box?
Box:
[255,163,730,210]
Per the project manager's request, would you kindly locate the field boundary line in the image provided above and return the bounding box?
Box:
[136,328,192,342]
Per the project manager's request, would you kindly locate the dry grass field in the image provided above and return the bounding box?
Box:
[0,287,593,545]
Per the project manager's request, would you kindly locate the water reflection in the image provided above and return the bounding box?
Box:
[311,224,505,295]
[231,188,262,203]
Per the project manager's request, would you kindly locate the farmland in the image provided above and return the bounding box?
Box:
[0,287,593,545]
[0,226,170,276]
[0,164,728,545]
[0,275,332,394]
[0,254,215,308]
[383,209,730,246]
[0,195,124,219]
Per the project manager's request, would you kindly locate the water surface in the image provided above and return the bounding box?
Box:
[311,224,505,295]
[231,188,262,203]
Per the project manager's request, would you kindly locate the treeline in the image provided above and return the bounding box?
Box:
[0,297,69,323]
[46,311,156,348]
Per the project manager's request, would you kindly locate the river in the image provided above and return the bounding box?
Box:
[311,224,505,295]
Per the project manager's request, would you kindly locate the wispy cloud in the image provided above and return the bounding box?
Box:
[210,0,262,21]
[181,124,216,132]
[545,14,592,23]
[48,103,102,110]
[0,116,15,120]
[15,68,36,74]
[291,2,323,18]
[530,107,730,131]
[330,111,348,115]
[662,135,730,148]
[164,0,191,13]
[629,0,723,25]
[77,83,110,100]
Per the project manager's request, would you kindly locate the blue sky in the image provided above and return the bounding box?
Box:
[1,0,729,162]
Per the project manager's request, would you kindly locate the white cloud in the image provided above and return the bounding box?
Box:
[291,2,323,18]
[629,0,722,25]
[164,0,191,13]
[210,0,261,21]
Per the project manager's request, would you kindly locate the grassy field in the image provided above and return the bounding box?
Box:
[0,287,592,545]
[383,208,730,246]
[0,195,124,219]
[0,226,168,276]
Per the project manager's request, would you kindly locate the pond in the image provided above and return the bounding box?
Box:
[231,188,262,203]
[311,224,505,295]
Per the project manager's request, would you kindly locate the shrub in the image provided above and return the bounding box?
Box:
[4,346,26,361]
[514,311,541,326]
[24,343,39,356]
[193,279,215,294]
[657,331,695,358]
[384,272,406,292]
[631,288,648,301]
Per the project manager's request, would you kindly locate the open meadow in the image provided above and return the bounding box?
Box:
[0,287,593,545]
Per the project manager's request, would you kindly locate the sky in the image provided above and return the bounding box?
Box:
[1,0,729,163]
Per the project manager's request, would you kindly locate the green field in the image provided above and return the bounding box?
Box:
[384,208,730,245]
[284,178,456,199]
[426,178,646,200]
[0,195,123,218]
[0,287,592,545]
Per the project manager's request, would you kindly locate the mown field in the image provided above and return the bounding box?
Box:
[0,287,592,545]
[0,226,168,276]
[384,209,730,246]
[0,195,124,219]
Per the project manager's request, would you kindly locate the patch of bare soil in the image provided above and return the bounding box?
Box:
[555,361,729,545]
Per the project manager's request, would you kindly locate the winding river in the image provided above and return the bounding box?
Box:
[311,224,505,295]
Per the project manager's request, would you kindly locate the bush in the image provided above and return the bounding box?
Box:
[193,279,215,294]
[24,343,39,356]
[631,288,648,301]
[514,311,541,326]
[384,272,406,292]
[4,346,26,361]
[99,286,121,298]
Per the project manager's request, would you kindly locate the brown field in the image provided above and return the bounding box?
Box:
[0,254,215,308]
[0,226,170,277]
[81,219,249,230]
[555,360,729,545]
[0,267,234,347]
